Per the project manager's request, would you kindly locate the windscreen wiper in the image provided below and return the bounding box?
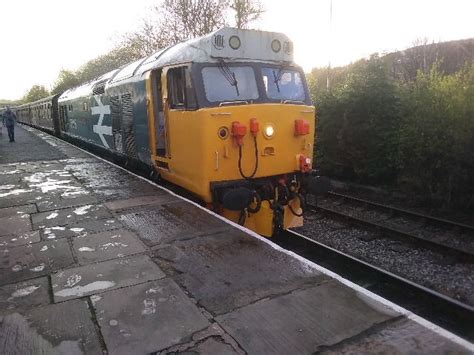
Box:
[218,60,240,96]
[272,69,281,93]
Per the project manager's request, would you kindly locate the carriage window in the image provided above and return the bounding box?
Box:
[262,67,305,101]
[202,66,258,103]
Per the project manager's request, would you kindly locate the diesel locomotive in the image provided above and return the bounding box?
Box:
[15,28,328,236]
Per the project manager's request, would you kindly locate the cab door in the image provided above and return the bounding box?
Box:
[148,68,170,169]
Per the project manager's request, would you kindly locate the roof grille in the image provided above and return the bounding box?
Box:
[92,80,107,95]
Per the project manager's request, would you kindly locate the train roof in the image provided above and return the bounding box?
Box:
[15,93,61,109]
[60,28,295,102]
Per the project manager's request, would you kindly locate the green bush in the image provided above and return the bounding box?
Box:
[398,65,474,208]
[315,55,401,184]
[311,58,474,210]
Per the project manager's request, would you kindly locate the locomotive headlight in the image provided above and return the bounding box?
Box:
[271,39,281,53]
[229,35,241,50]
[264,124,275,139]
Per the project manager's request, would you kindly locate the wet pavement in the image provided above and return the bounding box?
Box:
[0,125,472,354]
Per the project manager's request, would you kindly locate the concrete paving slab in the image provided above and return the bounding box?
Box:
[65,162,131,188]
[94,278,210,355]
[59,157,100,164]
[0,231,41,248]
[157,323,242,355]
[0,239,75,286]
[0,173,23,185]
[72,229,147,264]
[0,299,102,354]
[0,190,47,209]
[153,229,329,315]
[0,214,33,236]
[216,280,397,355]
[176,337,240,355]
[52,255,165,302]
[36,194,99,212]
[4,161,66,175]
[319,317,469,354]
[0,126,67,163]
[104,194,179,211]
[0,204,37,218]
[0,277,50,313]
[22,171,89,200]
[118,205,196,246]
[164,201,231,234]
[63,161,163,202]
[40,218,122,240]
[31,204,112,229]
[93,185,164,202]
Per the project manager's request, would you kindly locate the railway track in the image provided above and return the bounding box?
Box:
[308,191,474,262]
[273,229,474,342]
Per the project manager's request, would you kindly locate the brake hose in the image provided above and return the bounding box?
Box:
[288,193,305,217]
[247,191,262,213]
[238,136,258,179]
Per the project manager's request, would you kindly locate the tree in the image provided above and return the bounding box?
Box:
[120,0,264,57]
[158,0,229,43]
[51,70,80,95]
[120,19,174,58]
[76,46,141,84]
[230,0,264,29]
[23,85,50,102]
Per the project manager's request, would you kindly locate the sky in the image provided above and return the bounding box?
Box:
[0,0,473,100]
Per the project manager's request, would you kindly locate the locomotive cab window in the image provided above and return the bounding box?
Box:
[202,65,258,103]
[167,66,196,110]
[262,67,306,102]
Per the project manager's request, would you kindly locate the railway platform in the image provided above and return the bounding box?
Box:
[0,125,472,354]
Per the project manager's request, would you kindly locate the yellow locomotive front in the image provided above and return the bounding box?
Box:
[146,28,328,236]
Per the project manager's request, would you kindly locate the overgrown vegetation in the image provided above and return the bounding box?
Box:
[309,42,474,210]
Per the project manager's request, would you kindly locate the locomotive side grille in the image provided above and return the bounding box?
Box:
[121,93,137,158]
[110,96,123,153]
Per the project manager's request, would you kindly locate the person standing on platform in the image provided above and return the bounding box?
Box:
[3,107,16,142]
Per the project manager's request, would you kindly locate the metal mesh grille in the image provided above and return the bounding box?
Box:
[110,96,122,153]
[121,93,137,157]
[92,80,107,95]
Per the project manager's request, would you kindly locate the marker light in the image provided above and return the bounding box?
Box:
[229,35,241,50]
[264,125,275,138]
[271,39,281,53]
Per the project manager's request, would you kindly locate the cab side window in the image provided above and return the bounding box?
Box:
[167,66,197,110]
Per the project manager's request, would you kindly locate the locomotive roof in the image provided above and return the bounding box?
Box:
[60,27,295,101]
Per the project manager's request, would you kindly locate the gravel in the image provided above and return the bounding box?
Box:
[294,211,474,306]
[316,195,474,254]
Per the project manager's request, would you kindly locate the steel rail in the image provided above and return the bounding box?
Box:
[274,229,474,342]
[327,191,474,234]
[308,193,474,263]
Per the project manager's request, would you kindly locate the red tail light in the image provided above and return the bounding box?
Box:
[295,119,310,136]
[299,154,312,172]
